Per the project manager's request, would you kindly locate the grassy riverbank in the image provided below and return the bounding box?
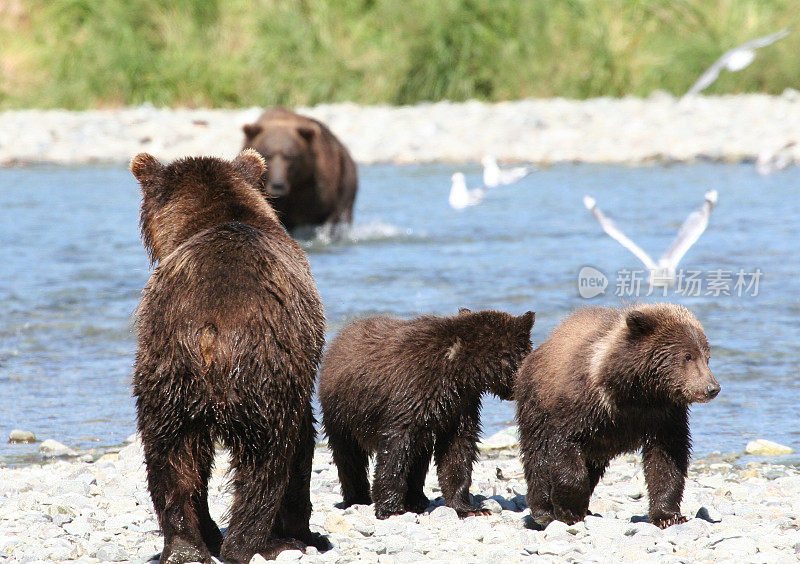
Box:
[0,0,797,109]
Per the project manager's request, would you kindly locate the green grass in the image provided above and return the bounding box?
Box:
[0,0,797,109]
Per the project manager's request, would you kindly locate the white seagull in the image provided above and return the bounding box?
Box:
[481,155,532,188]
[449,172,485,210]
[684,29,789,97]
[583,190,719,286]
[756,141,796,176]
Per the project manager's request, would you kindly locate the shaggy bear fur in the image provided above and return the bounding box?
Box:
[242,107,358,233]
[319,308,535,519]
[515,304,720,529]
[131,150,328,563]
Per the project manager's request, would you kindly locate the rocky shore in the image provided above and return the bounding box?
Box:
[1,431,799,563]
[1,93,799,167]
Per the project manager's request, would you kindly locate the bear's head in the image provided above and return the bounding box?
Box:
[130,149,276,264]
[242,119,317,198]
[455,309,535,401]
[622,304,720,405]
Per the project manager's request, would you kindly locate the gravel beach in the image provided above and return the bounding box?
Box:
[1,93,799,167]
[2,431,799,563]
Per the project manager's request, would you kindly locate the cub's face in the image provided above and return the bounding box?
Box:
[242,123,316,198]
[626,309,720,405]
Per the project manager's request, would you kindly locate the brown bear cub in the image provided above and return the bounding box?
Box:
[242,107,358,233]
[131,150,328,563]
[515,304,720,529]
[319,308,535,519]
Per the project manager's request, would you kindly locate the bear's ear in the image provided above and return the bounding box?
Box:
[297,125,315,143]
[233,149,267,188]
[626,310,656,337]
[242,123,263,139]
[520,310,536,332]
[130,153,164,187]
[458,307,472,315]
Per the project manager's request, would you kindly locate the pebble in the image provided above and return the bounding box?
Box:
[1,440,798,562]
[1,95,799,167]
[8,430,36,443]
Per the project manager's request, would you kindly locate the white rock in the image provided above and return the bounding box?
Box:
[94,541,127,561]
[323,514,350,534]
[8,430,36,443]
[745,439,795,456]
[38,439,76,457]
[428,505,458,522]
[250,555,269,564]
[478,427,519,451]
[275,549,303,561]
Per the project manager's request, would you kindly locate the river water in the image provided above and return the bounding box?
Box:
[1,162,798,465]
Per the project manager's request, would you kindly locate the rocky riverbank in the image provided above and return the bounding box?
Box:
[1,93,799,167]
[1,432,799,563]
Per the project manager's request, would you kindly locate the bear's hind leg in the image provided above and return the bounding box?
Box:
[549,444,592,525]
[404,445,433,513]
[328,428,371,507]
[193,453,223,557]
[372,434,416,519]
[140,417,215,564]
[220,408,299,562]
[273,406,330,552]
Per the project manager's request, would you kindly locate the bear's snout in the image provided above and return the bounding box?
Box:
[704,381,721,401]
[269,181,289,196]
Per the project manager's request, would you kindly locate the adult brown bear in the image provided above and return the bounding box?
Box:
[131,150,328,563]
[242,107,358,233]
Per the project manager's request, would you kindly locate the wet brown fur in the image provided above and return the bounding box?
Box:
[319,309,535,519]
[131,150,328,563]
[515,304,719,529]
[242,107,358,232]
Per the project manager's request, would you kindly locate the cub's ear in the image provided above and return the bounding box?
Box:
[297,125,315,143]
[626,310,656,337]
[458,307,472,315]
[234,149,267,188]
[520,310,536,332]
[242,123,263,139]
[130,153,164,186]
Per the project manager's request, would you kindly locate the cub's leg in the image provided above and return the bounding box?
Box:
[327,427,372,507]
[434,414,487,518]
[643,415,690,528]
[549,443,592,525]
[372,433,416,519]
[404,445,433,513]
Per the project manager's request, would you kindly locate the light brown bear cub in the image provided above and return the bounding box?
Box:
[516,304,719,529]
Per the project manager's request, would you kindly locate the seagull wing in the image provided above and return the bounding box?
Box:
[660,190,718,269]
[583,196,657,271]
[686,57,726,96]
[737,28,790,50]
[685,29,790,96]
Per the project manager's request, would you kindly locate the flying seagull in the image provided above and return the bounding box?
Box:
[685,29,790,97]
[583,190,718,286]
[449,172,485,210]
[756,141,796,175]
[481,155,532,188]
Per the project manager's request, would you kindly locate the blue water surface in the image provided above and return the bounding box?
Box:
[0,162,798,465]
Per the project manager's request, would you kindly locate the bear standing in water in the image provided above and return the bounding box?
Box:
[515,304,720,529]
[242,107,358,233]
[319,309,535,519]
[131,150,327,563]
